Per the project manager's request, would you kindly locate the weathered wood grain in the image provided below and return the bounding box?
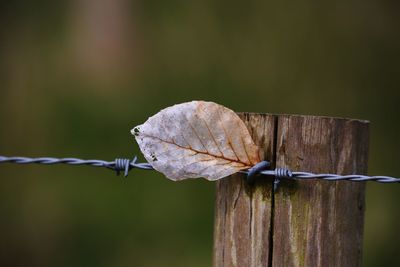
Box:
[272,115,369,267]
[213,114,369,267]
[213,113,276,267]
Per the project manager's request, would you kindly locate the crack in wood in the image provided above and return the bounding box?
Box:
[268,115,278,267]
[233,180,242,210]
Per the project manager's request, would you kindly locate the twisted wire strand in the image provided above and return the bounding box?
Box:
[0,156,153,177]
[1,155,400,183]
[255,170,400,183]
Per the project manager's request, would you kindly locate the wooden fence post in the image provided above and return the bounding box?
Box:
[213,114,369,267]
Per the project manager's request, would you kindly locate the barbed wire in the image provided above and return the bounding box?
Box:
[0,155,399,183]
[0,156,153,177]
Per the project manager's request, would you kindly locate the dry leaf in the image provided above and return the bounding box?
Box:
[131,101,261,181]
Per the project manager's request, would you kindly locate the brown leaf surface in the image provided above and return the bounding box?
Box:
[131,101,261,181]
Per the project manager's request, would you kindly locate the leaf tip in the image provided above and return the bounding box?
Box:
[131,125,141,137]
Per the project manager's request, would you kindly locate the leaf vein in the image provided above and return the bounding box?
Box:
[140,133,251,166]
[217,109,241,161]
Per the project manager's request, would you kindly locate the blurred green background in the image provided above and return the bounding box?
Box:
[0,0,399,266]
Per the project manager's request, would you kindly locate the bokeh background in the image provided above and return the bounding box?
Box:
[0,0,399,266]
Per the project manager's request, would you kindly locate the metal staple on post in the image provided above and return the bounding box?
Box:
[0,155,399,183]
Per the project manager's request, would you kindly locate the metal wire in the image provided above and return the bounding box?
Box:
[0,155,153,177]
[256,170,400,183]
[1,155,400,183]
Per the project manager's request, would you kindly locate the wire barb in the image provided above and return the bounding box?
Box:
[114,158,134,177]
[1,155,400,183]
